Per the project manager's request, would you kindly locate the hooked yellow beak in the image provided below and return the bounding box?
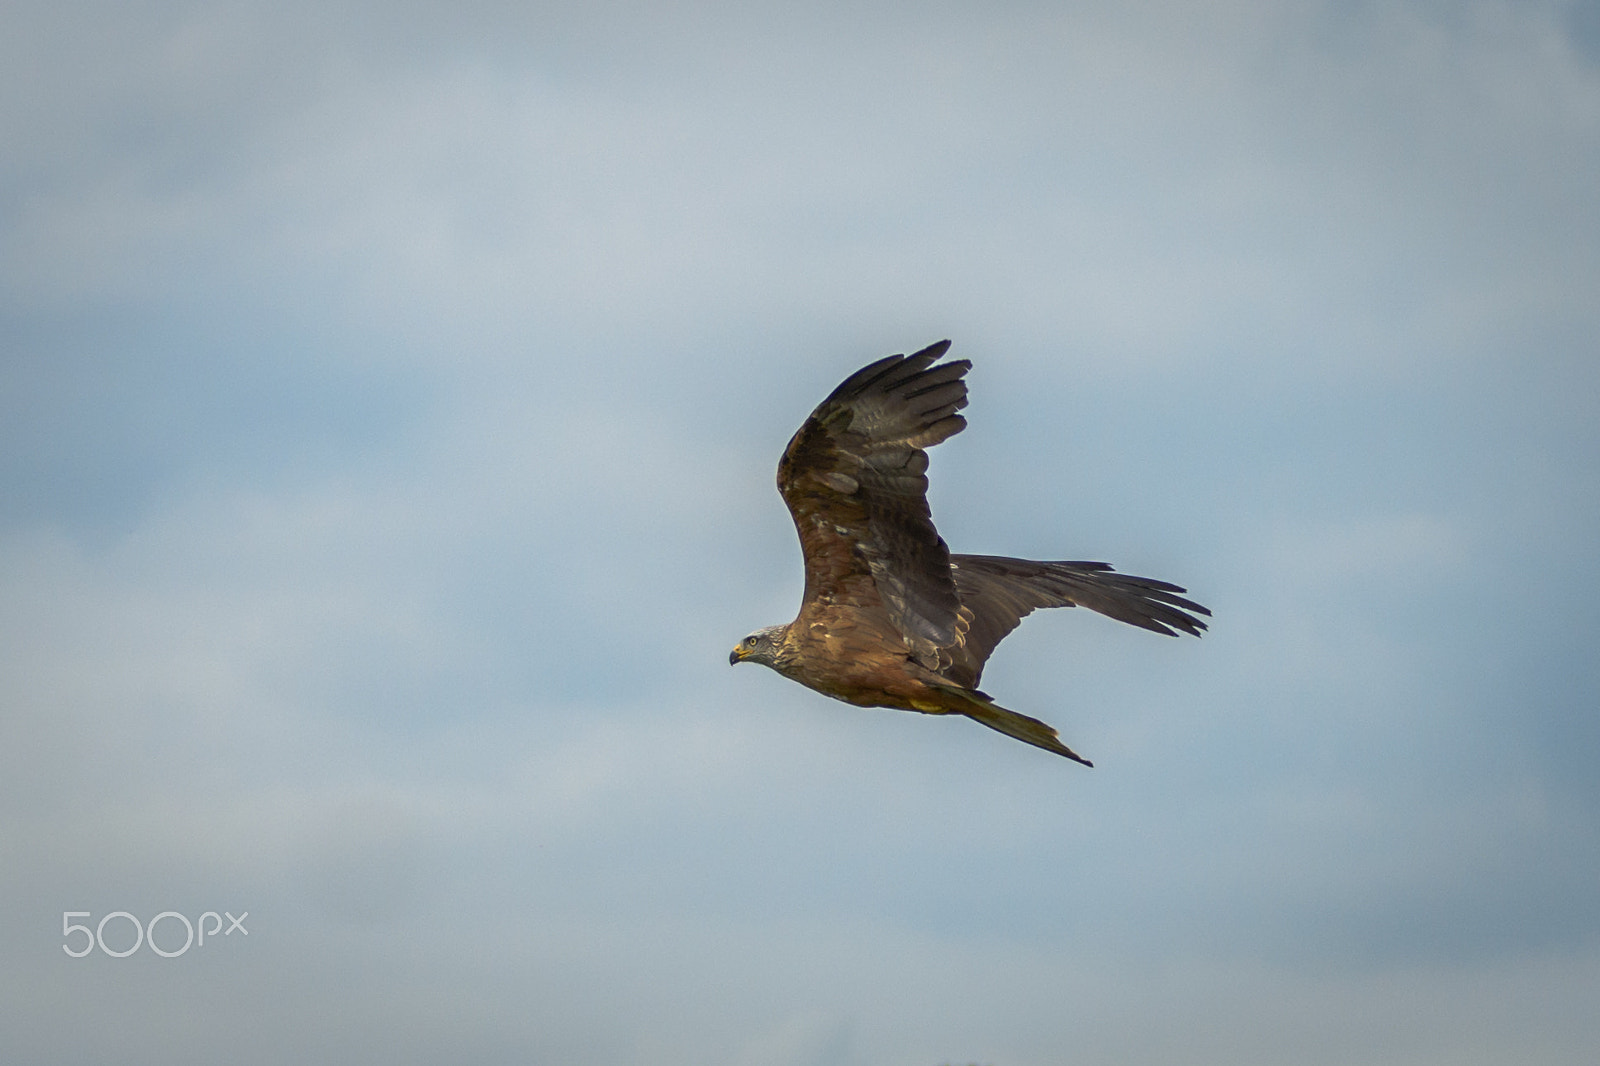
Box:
[729,645,746,665]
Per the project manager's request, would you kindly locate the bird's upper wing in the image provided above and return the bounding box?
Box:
[943,555,1211,687]
[777,342,971,658]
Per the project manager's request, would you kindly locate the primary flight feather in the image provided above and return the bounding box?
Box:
[730,340,1208,765]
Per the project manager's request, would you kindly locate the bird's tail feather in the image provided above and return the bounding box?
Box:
[933,685,1093,767]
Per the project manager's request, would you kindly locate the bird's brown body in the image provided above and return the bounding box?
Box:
[767,606,949,711]
[731,341,1208,764]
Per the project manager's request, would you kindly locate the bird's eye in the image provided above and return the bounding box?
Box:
[745,635,758,646]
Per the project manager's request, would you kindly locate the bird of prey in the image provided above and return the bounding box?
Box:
[729,340,1208,765]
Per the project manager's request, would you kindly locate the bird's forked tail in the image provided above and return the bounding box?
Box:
[933,684,1093,767]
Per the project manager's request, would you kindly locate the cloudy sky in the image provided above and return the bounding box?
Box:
[4,1,1598,1063]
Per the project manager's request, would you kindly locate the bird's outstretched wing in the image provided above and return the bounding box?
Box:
[777,342,970,658]
[945,555,1211,687]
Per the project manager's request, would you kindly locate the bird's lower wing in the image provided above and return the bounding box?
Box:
[944,555,1210,686]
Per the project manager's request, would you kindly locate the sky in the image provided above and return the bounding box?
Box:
[3,1,1598,1063]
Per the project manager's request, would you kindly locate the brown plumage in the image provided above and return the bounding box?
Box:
[729,341,1209,765]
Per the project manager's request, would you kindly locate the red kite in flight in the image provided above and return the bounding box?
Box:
[730,341,1208,765]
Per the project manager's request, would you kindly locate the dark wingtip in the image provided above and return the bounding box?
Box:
[822,340,965,406]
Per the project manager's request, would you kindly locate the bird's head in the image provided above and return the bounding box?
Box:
[729,625,786,669]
